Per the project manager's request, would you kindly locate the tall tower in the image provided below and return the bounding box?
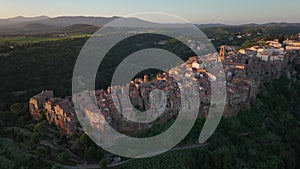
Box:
[219,45,225,62]
[144,75,149,83]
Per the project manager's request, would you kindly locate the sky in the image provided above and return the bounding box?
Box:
[0,0,300,24]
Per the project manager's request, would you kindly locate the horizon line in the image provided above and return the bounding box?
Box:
[1,15,300,26]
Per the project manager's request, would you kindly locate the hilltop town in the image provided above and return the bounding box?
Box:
[29,39,300,136]
[1,1,300,166]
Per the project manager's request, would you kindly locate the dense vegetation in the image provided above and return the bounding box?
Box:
[0,34,91,45]
[0,38,86,111]
[0,102,107,168]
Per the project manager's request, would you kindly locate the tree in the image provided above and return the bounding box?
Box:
[57,152,69,163]
[59,134,68,144]
[38,109,47,121]
[278,34,285,44]
[0,120,5,135]
[84,146,97,161]
[10,103,24,113]
[34,120,48,137]
[281,151,296,169]
[80,133,88,145]
[51,165,64,169]
[99,158,108,169]
[29,132,40,146]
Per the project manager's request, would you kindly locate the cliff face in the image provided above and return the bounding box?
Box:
[223,51,298,116]
[29,91,79,136]
[291,53,300,120]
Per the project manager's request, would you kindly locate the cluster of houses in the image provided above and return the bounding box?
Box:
[222,42,297,115]
[29,39,299,136]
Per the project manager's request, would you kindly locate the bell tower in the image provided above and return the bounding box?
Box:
[219,45,225,62]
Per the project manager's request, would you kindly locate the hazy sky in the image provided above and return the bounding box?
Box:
[1,0,299,24]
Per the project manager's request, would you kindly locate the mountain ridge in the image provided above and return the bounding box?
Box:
[1,16,300,35]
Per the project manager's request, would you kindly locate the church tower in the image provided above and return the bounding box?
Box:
[219,45,225,62]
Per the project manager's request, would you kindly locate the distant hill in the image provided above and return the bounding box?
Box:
[59,24,100,34]
[0,16,49,26]
[197,22,300,37]
[20,23,59,33]
[0,16,300,35]
[6,16,50,23]
[197,22,300,28]
[198,23,227,28]
[0,16,185,35]
[36,16,119,27]
[0,16,120,34]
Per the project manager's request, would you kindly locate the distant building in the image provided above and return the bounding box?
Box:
[266,40,282,48]
[284,40,300,50]
[219,45,225,62]
[144,75,149,83]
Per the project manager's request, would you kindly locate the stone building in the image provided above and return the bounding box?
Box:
[44,98,78,136]
[29,90,53,120]
[29,91,78,136]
